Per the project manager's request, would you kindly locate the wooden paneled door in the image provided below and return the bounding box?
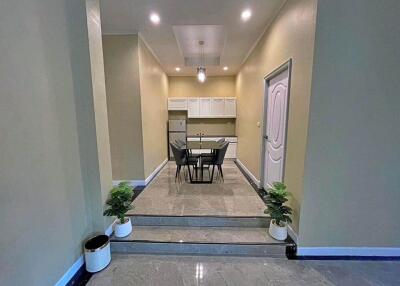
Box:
[263,67,290,189]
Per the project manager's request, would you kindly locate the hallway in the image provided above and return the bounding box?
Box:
[129,161,266,217]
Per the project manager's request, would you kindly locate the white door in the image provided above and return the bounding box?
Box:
[263,68,289,189]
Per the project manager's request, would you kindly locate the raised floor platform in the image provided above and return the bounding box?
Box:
[112,161,295,258]
[111,215,294,257]
[128,161,266,217]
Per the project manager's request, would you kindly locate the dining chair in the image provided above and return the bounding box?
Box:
[175,139,186,147]
[200,138,225,159]
[170,143,198,182]
[175,139,200,164]
[183,139,201,162]
[201,141,229,181]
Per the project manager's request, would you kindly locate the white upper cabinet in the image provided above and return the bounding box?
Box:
[168,98,187,110]
[211,98,225,117]
[187,98,200,118]
[199,98,211,117]
[168,97,236,118]
[224,97,236,118]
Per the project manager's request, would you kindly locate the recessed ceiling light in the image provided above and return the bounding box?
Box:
[223,66,229,71]
[175,67,181,72]
[149,13,160,25]
[241,9,252,22]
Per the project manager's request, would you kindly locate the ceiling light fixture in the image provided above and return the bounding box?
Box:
[149,13,160,25]
[223,66,229,71]
[241,9,252,22]
[197,40,206,83]
[175,67,181,72]
[197,67,206,83]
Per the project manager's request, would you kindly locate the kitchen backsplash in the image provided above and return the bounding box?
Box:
[168,111,236,136]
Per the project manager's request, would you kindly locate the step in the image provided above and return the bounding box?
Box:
[128,214,271,228]
[110,226,293,257]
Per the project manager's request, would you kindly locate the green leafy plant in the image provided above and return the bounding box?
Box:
[103,182,134,224]
[264,182,292,227]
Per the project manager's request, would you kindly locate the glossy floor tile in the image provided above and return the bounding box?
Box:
[128,161,266,217]
[87,254,400,286]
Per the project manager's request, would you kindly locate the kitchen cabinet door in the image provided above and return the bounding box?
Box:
[225,143,237,159]
[187,98,200,118]
[211,98,225,117]
[168,98,187,110]
[224,97,236,118]
[199,98,211,117]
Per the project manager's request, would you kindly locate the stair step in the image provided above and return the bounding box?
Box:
[114,226,278,244]
[110,226,292,257]
[128,215,270,228]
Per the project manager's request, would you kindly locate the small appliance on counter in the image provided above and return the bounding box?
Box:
[168,119,186,159]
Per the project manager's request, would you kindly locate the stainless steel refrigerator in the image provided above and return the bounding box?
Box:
[168,119,186,159]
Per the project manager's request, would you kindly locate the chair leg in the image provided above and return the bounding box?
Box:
[175,166,179,182]
[178,165,182,183]
[210,164,216,182]
[218,165,224,181]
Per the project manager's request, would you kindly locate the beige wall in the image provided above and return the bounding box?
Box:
[138,38,169,178]
[236,0,318,232]
[169,76,236,98]
[86,0,113,228]
[169,76,236,136]
[103,35,168,180]
[299,0,400,247]
[103,35,145,180]
[0,0,111,285]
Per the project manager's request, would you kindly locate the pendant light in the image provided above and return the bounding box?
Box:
[197,41,206,83]
[197,67,206,83]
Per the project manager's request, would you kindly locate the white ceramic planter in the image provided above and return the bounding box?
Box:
[114,218,132,238]
[268,219,288,241]
[84,235,111,273]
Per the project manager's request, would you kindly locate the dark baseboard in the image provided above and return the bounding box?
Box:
[131,185,145,201]
[233,160,267,201]
[294,255,400,261]
[66,264,92,286]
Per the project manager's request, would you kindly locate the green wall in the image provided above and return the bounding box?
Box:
[0,0,111,285]
[299,0,400,247]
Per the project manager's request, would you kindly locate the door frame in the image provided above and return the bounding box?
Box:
[260,59,292,190]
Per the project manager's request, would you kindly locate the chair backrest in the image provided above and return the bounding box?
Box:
[174,140,185,148]
[214,141,229,165]
[175,139,186,147]
[170,143,186,165]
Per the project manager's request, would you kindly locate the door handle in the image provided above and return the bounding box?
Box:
[264,135,268,140]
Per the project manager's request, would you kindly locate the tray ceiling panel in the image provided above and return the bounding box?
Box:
[100,0,286,75]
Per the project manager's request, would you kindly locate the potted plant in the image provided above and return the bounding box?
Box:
[264,182,292,241]
[103,182,134,238]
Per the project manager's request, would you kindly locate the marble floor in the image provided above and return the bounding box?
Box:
[113,226,279,244]
[128,161,266,217]
[87,254,400,286]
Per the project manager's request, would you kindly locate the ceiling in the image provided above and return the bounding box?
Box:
[100,0,286,76]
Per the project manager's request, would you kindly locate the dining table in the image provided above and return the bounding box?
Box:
[182,141,224,184]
